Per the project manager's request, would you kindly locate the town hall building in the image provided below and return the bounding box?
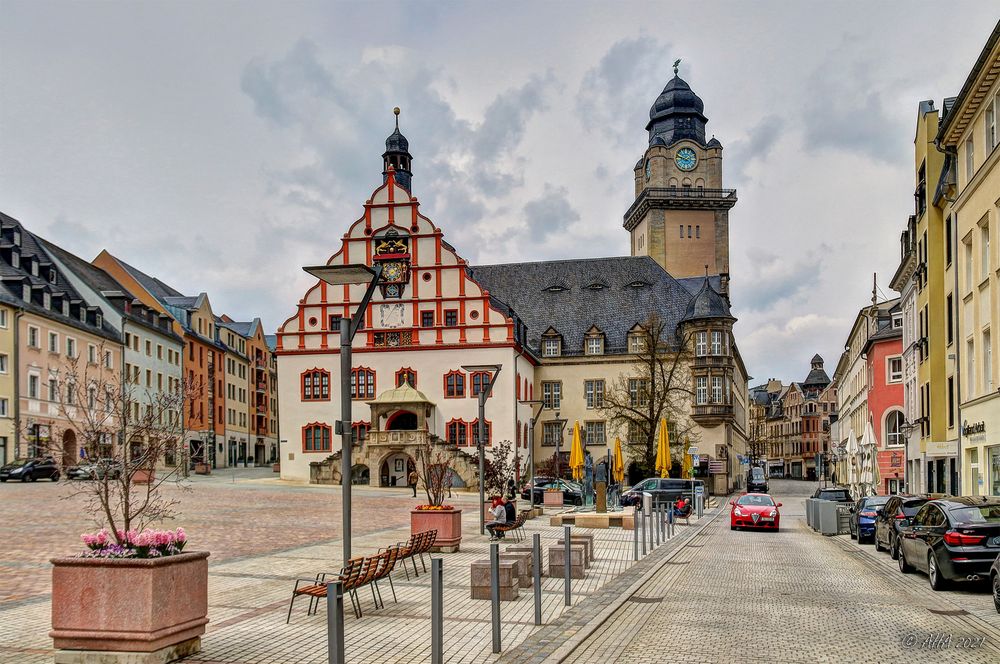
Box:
[276,69,750,493]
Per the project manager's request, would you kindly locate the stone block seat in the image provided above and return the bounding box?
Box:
[547,543,586,579]
[470,559,519,600]
[498,551,533,587]
[556,533,595,564]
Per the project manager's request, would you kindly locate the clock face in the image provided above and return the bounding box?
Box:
[382,262,403,281]
[675,147,697,171]
[644,159,651,181]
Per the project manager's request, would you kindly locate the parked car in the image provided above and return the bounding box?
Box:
[811,486,853,503]
[990,555,1000,613]
[897,496,1000,590]
[747,466,768,494]
[621,477,705,508]
[519,475,554,496]
[66,458,123,481]
[0,457,61,482]
[730,493,781,531]
[523,479,583,506]
[873,495,930,559]
[849,495,891,544]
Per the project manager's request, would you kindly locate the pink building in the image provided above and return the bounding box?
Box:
[864,316,905,494]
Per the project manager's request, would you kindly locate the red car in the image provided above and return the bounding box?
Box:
[730,493,781,531]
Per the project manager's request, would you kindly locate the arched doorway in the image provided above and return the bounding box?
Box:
[386,410,418,430]
[61,430,77,468]
[351,464,370,485]
[379,453,415,487]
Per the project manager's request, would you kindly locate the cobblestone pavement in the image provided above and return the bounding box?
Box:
[555,479,1000,664]
[0,472,714,663]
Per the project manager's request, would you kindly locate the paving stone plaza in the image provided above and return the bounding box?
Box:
[1,476,999,662]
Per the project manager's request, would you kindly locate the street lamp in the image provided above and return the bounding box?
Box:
[303,262,383,563]
[520,399,544,509]
[551,412,567,480]
[461,364,502,535]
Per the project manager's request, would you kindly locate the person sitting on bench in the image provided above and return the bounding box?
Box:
[486,497,507,541]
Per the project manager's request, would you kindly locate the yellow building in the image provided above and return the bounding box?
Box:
[935,23,1000,496]
[913,100,956,494]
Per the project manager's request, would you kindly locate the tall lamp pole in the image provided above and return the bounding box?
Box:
[520,399,544,509]
[552,413,567,480]
[462,364,502,535]
[304,263,383,563]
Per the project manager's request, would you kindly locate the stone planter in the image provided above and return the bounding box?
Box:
[50,551,209,662]
[272,463,280,473]
[194,463,211,475]
[411,508,462,553]
[543,490,564,507]
[132,469,155,485]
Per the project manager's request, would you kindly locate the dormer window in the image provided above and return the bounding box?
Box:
[12,230,20,246]
[21,284,30,301]
[628,331,646,354]
[544,285,567,293]
[586,283,607,291]
[542,336,561,357]
[11,252,19,268]
[48,270,56,285]
[626,280,649,289]
[95,312,103,328]
[586,336,604,355]
[62,300,69,316]
[43,292,51,310]
[31,260,38,277]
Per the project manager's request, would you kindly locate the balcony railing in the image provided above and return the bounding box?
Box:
[693,355,733,368]
[625,187,737,225]
[692,404,734,418]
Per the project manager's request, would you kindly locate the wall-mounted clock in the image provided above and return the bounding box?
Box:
[675,147,697,171]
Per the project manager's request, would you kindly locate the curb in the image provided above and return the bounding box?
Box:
[542,498,730,663]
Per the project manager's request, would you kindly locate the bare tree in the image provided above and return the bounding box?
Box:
[34,344,203,544]
[483,440,515,497]
[600,315,699,477]
[414,438,455,507]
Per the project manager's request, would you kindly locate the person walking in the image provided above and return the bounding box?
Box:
[408,469,419,497]
[485,497,507,541]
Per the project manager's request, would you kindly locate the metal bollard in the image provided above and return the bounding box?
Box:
[327,580,345,664]
[490,542,501,653]
[431,558,443,664]
[532,533,542,625]
[640,508,646,556]
[633,506,639,561]
[669,501,674,538]
[647,501,654,549]
[563,525,572,606]
[665,501,671,540]
[655,501,661,546]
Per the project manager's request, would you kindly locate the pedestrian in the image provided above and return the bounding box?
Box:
[485,497,507,541]
[505,478,516,501]
[408,469,418,497]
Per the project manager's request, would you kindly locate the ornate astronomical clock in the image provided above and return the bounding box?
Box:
[372,229,410,298]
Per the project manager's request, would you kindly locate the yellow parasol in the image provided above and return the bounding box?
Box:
[569,421,585,481]
[682,435,693,479]
[612,437,625,484]
[654,418,670,478]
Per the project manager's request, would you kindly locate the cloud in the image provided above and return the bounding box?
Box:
[736,245,826,312]
[576,36,673,147]
[520,184,581,242]
[725,114,785,183]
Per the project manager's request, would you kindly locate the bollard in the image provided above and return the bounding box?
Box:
[563,525,572,606]
[647,500,654,549]
[490,542,501,653]
[655,501,661,546]
[669,501,674,538]
[633,506,639,561]
[532,533,542,626]
[327,580,345,664]
[639,508,646,556]
[431,558,443,664]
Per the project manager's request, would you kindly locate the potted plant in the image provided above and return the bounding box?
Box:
[43,348,209,662]
[410,439,462,552]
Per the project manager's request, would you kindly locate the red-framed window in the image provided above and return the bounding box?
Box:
[516,420,521,447]
[350,367,376,400]
[444,370,465,398]
[303,422,332,452]
[395,367,417,388]
[446,419,468,446]
[444,309,458,326]
[471,371,493,398]
[523,423,529,448]
[301,368,331,401]
[516,373,521,399]
[420,311,435,328]
[470,419,492,446]
[352,421,370,444]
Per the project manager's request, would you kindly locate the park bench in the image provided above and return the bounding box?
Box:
[381,529,437,580]
[494,511,528,542]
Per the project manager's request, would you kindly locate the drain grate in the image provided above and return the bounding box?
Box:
[628,596,664,604]
[928,608,969,616]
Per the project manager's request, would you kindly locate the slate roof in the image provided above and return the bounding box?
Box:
[218,320,254,337]
[264,334,277,351]
[676,275,721,296]
[802,366,831,388]
[682,277,734,322]
[115,256,184,301]
[469,256,698,356]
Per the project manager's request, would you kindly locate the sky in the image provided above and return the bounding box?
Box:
[1,1,996,385]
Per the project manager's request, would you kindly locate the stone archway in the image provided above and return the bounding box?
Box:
[61,430,77,468]
[351,464,370,485]
[386,410,418,430]
[378,452,415,487]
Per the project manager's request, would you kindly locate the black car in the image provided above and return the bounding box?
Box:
[873,495,930,559]
[523,479,583,506]
[848,495,890,543]
[0,457,61,482]
[811,487,853,502]
[621,478,705,508]
[747,466,768,494]
[990,555,1000,613]
[897,496,1000,590]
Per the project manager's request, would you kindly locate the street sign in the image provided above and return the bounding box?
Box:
[691,454,700,466]
[687,446,698,455]
[708,460,724,473]
[695,485,704,496]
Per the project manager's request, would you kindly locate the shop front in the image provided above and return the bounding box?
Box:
[961,396,998,496]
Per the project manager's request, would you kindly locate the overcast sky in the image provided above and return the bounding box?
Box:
[1,1,996,385]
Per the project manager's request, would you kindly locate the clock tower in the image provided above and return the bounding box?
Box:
[624,65,736,298]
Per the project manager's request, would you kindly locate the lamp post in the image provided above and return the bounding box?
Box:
[520,399,544,509]
[461,364,502,535]
[304,263,383,563]
[551,413,567,480]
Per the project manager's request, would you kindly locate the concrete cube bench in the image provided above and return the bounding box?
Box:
[556,534,595,564]
[505,545,542,576]
[470,559,519,600]
[547,544,586,579]
[499,551,533,588]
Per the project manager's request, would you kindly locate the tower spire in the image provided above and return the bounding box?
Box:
[383,106,413,191]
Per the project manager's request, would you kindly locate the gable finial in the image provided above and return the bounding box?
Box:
[673,59,681,75]
[393,106,400,130]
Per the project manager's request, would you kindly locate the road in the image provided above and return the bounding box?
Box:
[562,479,1000,663]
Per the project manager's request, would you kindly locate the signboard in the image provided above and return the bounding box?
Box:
[687,446,698,455]
[691,454,700,466]
[708,460,724,473]
[695,485,704,496]
[924,440,956,457]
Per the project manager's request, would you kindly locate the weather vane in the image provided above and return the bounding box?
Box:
[673,59,681,75]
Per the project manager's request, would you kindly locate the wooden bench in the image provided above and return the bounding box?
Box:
[382,529,437,580]
[547,543,586,579]
[470,559,519,600]
[494,511,528,542]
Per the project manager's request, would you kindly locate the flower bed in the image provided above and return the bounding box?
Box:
[414,504,455,511]
[81,527,187,559]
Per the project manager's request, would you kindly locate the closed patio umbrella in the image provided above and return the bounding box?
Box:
[682,435,693,479]
[612,437,625,484]
[654,419,670,478]
[569,421,585,482]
